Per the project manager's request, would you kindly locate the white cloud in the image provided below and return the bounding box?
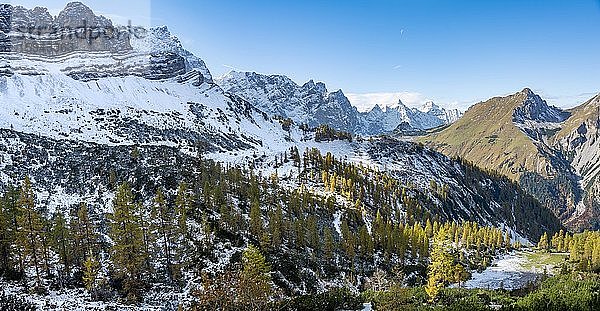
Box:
[346,92,430,112]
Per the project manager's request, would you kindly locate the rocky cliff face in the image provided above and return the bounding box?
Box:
[217,71,361,132]
[0,2,131,55]
[0,3,214,83]
[550,95,600,228]
[512,88,570,124]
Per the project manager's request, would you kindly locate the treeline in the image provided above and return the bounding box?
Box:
[364,272,600,311]
[538,230,600,272]
[266,147,516,272]
[424,223,514,301]
[303,147,441,226]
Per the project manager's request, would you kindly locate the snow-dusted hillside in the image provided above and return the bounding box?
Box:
[0,4,294,154]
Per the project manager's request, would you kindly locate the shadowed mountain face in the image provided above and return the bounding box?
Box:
[421,88,600,230]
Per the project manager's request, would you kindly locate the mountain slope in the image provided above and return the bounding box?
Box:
[550,94,600,227]
[0,4,294,155]
[0,2,559,252]
[421,88,599,229]
[421,89,554,180]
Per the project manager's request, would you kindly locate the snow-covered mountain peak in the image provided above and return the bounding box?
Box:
[219,70,463,135]
[420,100,462,124]
[0,3,295,154]
[1,1,214,83]
[5,2,113,33]
[301,79,328,95]
[329,88,349,101]
[217,70,359,131]
[381,99,407,112]
[420,100,439,113]
[130,25,213,83]
[302,79,315,89]
[370,104,383,114]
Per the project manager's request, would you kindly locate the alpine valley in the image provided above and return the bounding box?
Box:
[0,2,598,311]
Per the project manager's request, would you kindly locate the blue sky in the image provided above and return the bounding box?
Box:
[10,0,600,111]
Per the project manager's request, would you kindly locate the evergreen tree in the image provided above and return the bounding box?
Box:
[175,182,192,237]
[249,198,263,239]
[238,245,272,309]
[268,204,283,249]
[307,215,319,251]
[0,186,21,276]
[16,176,43,286]
[150,189,175,279]
[72,203,96,272]
[538,232,550,252]
[52,213,72,282]
[340,220,354,261]
[323,227,335,260]
[108,182,147,301]
[0,195,9,275]
[83,253,101,300]
[0,187,20,277]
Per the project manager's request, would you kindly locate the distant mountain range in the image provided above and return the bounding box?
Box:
[421,88,600,230]
[217,70,462,135]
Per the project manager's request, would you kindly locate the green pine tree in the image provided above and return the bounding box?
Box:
[108,182,147,302]
[150,189,175,279]
[83,252,101,300]
[16,176,44,287]
[249,198,263,239]
[52,213,72,279]
[238,245,272,309]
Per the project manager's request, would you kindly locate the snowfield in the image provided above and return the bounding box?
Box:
[459,250,564,290]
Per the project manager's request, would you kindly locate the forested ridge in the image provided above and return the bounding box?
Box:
[0,144,554,309]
